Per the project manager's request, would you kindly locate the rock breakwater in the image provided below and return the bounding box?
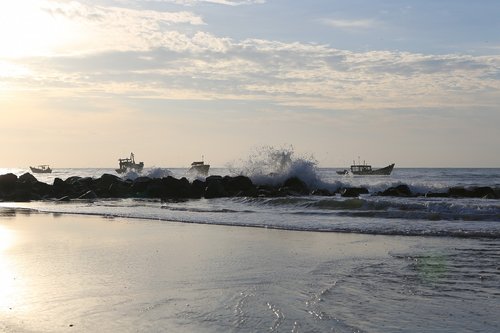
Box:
[0,173,498,202]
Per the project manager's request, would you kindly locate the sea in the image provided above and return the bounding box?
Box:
[1,164,499,237]
[1,152,499,332]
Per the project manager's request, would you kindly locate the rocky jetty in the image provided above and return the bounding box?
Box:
[0,172,498,202]
[0,172,306,202]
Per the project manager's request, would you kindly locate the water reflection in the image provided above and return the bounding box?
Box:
[0,206,33,218]
[0,224,17,309]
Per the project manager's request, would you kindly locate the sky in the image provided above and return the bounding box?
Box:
[0,0,499,168]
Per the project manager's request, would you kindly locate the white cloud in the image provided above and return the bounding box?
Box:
[44,1,204,25]
[3,2,499,112]
[321,18,378,30]
[38,0,206,54]
[141,0,265,6]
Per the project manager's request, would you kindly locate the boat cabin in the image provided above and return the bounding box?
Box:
[116,152,144,173]
[350,164,372,173]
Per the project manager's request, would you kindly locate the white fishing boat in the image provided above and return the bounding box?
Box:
[30,165,52,173]
[188,158,210,176]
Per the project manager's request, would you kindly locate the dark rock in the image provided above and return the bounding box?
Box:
[19,173,38,184]
[4,189,39,202]
[11,172,498,202]
[379,184,412,197]
[142,178,162,198]
[64,176,82,185]
[0,173,18,193]
[191,179,206,198]
[131,177,152,195]
[222,175,257,197]
[69,177,94,197]
[52,177,71,197]
[425,192,449,198]
[448,186,497,199]
[206,175,223,184]
[282,177,309,195]
[30,181,52,198]
[95,174,122,187]
[92,175,125,197]
[448,187,468,198]
[257,185,284,197]
[311,189,333,196]
[74,177,94,188]
[15,177,50,198]
[470,186,497,199]
[78,190,97,199]
[341,187,369,197]
[159,176,192,198]
[204,179,227,198]
[108,182,132,198]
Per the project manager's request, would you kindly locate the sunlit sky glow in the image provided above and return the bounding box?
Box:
[1,0,499,167]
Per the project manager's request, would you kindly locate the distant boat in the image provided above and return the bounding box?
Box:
[116,152,144,174]
[188,158,210,176]
[336,169,349,175]
[30,165,52,174]
[350,160,395,175]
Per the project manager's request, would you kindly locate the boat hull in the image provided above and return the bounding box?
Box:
[30,167,52,174]
[188,164,210,176]
[351,163,395,175]
[116,164,144,174]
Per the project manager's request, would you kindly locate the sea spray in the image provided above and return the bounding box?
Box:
[122,167,173,180]
[227,146,338,191]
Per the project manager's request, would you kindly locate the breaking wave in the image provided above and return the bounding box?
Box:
[228,145,336,190]
[123,167,173,180]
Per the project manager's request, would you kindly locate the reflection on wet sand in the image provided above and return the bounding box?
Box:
[0,224,17,310]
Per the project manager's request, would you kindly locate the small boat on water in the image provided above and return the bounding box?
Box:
[30,165,52,173]
[116,152,144,174]
[349,160,395,175]
[188,158,210,176]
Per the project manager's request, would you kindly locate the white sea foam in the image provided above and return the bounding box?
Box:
[228,145,332,189]
[123,167,173,180]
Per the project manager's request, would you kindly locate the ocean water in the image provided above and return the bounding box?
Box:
[1,156,500,332]
[1,165,499,237]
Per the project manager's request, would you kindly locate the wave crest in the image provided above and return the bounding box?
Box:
[122,167,173,180]
[228,146,329,189]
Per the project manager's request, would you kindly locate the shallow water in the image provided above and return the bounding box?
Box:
[1,212,499,333]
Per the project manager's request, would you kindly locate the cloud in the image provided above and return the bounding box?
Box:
[320,18,378,30]
[11,41,499,111]
[140,0,265,6]
[38,0,205,54]
[3,1,499,112]
[44,1,204,25]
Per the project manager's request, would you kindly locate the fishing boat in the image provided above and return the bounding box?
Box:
[188,158,210,176]
[350,160,395,175]
[30,165,52,173]
[116,152,144,174]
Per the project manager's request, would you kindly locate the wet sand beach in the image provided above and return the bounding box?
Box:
[1,209,498,332]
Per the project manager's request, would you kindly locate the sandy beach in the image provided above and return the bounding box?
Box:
[1,208,498,332]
